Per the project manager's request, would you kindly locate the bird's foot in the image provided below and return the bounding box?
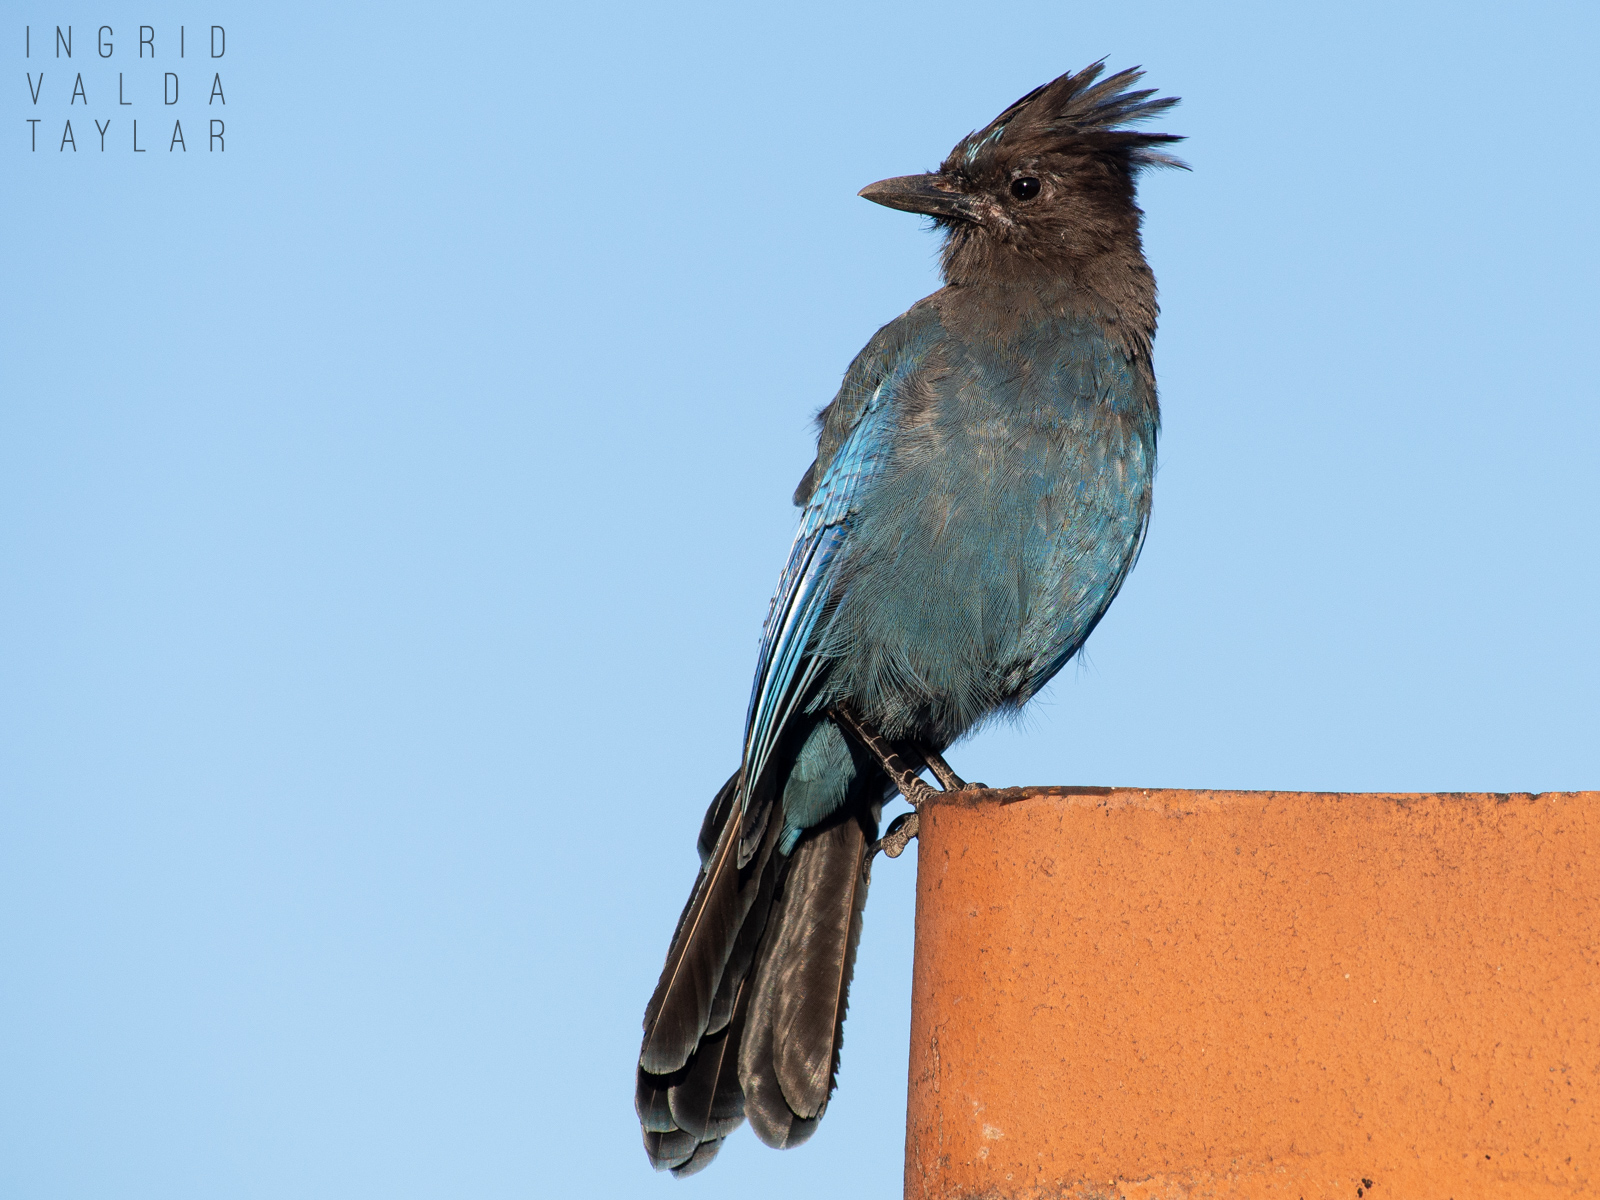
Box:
[917,744,966,791]
[874,811,920,859]
[830,710,989,863]
[916,744,991,793]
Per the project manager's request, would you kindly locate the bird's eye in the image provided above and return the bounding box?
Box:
[1010,177,1041,200]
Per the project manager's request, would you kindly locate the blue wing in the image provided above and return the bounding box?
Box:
[736,343,929,820]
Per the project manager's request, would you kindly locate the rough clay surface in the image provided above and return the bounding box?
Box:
[904,787,1598,1199]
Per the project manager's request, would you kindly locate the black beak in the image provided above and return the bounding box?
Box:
[858,173,980,221]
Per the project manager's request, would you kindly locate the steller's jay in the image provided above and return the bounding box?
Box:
[637,62,1183,1175]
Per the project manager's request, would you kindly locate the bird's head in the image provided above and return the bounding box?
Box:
[860,62,1184,286]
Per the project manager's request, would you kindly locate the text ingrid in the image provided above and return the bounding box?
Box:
[22,25,229,153]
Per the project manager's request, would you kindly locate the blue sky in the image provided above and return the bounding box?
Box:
[4,2,1597,1197]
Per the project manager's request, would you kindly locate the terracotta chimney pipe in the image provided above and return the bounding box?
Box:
[904,787,1598,1199]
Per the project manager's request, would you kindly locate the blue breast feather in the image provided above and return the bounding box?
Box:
[739,305,1157,843]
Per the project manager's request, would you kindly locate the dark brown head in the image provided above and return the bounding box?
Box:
[860,63,1183,289]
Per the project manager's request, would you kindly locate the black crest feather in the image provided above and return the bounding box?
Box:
[945,61,1186,173]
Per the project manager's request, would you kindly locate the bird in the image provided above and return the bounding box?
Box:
[636,61,1182,1176]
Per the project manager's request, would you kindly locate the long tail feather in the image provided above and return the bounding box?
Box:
[739,804,876,1145]
[738,976,820,1149]
[641,1127,698,1171]
[669,1136,725,1178]
[706,856,775,1035]
[669,978,750,1140]
[635,1068,679,1134]
[773,813,871,1117]
[638,773,777,1173]
[640,772,776,1075]
[638,770,880,1170]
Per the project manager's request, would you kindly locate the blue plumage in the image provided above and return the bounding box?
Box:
[638,62,1183,1176]
[755,304,1155,851]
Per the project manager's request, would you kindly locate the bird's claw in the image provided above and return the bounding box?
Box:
[876,811,920,859]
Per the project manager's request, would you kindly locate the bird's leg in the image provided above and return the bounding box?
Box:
[829,706,940,806]
[829,707,937,860]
